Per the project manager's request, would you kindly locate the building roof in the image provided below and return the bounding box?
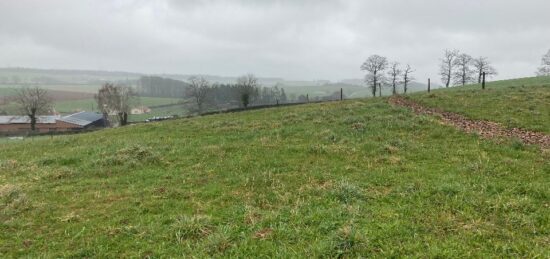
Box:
[0,115,60,124]
[58,111,103,127]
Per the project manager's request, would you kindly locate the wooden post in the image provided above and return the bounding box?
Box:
[340,88,343,101]
[378,83,382,97]
[306,94,309,103]
[482,72,486,90]
[428,78,431,93]
[276,99,279,106]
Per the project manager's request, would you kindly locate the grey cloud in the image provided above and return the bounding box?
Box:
[0,0,549,82]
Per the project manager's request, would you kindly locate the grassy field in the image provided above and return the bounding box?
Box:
[128,104,188,122]
[0,79,548,257]
[0,95,180,115]
[0,84,101,94]
[54,97,180,114]
[0,88,16,97]
[283,82,427,99]
[408,76,550,133]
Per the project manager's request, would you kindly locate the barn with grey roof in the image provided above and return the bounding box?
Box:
[0,111,106,135]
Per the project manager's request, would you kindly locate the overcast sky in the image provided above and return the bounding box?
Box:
[0,0,549,83]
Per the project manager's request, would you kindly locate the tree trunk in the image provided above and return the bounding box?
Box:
[122,112,128,126]
[478,71,482,83]
[462,68,467,86]
[29,108,37,132]
[446,62,452,87]
[482,72,486,90]
[30,115,36,131]
[372,72,377,97]
[102,112,109,127]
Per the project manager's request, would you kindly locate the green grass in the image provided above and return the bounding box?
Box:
[3,98,180,115]
[0,88,180,115]
[0,87,17,97]
[53,97,180,114]
[409,76,550,133]
[284,82,427,99]
[0,84,101,94]
[0,87,548,257]
[128,104,188,122]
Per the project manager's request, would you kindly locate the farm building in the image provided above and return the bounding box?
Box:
[131,106,151,115]
[0,111,106,135]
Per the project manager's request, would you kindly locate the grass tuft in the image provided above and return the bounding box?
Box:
[0,184,29,215]
[101,144,162,167]
[173,215,214,241]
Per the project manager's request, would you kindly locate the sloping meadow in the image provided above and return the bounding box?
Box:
[0,98,548,257]
[409,77,550,133]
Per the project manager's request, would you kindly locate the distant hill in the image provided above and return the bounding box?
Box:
[0,67,141,85]
[0,67,314,87]
[0,68,429,99]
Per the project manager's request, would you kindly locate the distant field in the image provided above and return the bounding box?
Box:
[0,84,101,94]
[283,85,367,98]
[128,104,188,122]
[55,97,180,114]
[409,76,550,133]
[0,93,180,115]
[0,88,16,97]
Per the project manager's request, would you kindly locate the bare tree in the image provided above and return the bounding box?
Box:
[14,87,52,131]
[95,83,136,126]
[236,74,259,108]
[439,49,459,87]
[473,56,497,83]
[361,55,388,97]
[186,76,210,112]
[536,49,550,76]
[402,64,415,94]
[387,62,402,95]
[453,53,474,86]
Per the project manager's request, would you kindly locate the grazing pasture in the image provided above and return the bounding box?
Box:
[0,78,548,257]
[409,76,550,133]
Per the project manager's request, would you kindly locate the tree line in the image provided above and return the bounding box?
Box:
[9,48,550,131]
[360,55,415,97]
[184,74,288,112]
[360,49,503,96]
[137,76,188,98]
[438,49,497,87]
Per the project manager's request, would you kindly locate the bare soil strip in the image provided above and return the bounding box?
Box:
[389,96,550,149]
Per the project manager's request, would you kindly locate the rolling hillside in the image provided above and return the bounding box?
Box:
[408,76,550,133]
[0,78,548,257]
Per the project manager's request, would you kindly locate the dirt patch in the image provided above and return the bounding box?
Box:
[253,228,273,239]
[389,96,550,149]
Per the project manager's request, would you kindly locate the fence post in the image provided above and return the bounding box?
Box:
[428,78,431,93]
[306,94,309,103]
[340,88,343,101]
[482,72,486,90]
[378,83,382,97]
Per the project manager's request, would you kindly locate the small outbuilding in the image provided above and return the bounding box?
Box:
[58,111,106,129]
